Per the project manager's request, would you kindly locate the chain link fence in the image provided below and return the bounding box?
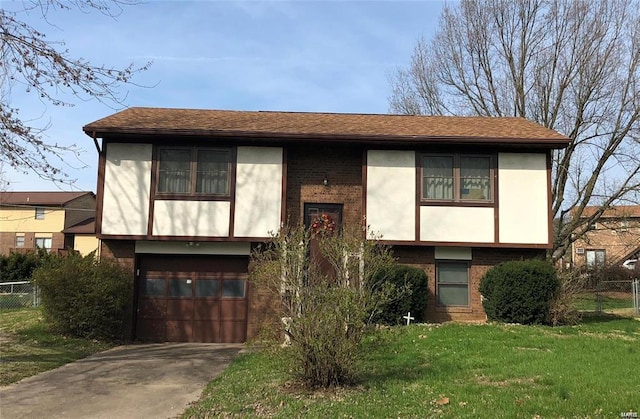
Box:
[0,281,39,309]
[577,279,640,316]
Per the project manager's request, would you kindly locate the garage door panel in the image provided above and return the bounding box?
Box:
[193,320,220,343]
[166,320,193,342]
[137,319,166,341]
[138,299,166,319]
[137,255,248,343]
[194,300,220,320]
[220,300,246,320]
[166,299,194,320]
[220,320,246,343]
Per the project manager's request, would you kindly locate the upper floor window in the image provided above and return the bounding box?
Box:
[422,154,493,202]
[35,207,45,220]
[157,147,230,196]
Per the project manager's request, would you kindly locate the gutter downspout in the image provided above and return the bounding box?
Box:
[91,131,101,154]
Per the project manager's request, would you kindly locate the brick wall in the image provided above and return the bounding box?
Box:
[100,239,136,273]
[100,239,136,340]
[394,246,545,322]
[286,144,363,227]
[0,232,65,255]
[0,232,15,254]
[246,280,281,342]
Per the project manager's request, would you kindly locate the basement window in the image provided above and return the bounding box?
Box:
[436,261,470,306]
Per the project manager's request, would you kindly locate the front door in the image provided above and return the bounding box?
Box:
[304,203,343,279]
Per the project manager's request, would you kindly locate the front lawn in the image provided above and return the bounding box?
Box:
[184,316,640,418]
[0,308,112,386]
[574,292,636,316]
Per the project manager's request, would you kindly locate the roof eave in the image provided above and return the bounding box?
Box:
[83,127,571,149]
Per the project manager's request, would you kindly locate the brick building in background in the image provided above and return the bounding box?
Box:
[0,191,98,256]
[571,206,640,270]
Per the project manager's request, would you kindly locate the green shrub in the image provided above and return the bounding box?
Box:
[372,264,428,325]
[0,250,50,282]
[250,224,396,388]
[33,253,132,341]
[479,259,559,325]
[288,283,367,388]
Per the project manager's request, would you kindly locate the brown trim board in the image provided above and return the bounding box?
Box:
[95,141,107,236]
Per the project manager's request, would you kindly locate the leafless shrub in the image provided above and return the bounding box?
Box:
[249,224,396,388]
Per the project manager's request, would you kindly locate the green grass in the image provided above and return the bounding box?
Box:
[183,317,640,418]
[574,292,635,313]
[0,308,112,386]
[0,293,36,309]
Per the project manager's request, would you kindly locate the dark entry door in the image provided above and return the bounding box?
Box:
[136,255,248,343]
[304,203,343,231]
[304,204,343,279]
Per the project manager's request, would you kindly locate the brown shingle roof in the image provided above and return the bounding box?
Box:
[579,205,640,219]
[0,191,93,207]
[62,217,96,234]
[83,107,570,148]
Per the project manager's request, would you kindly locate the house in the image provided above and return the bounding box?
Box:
[571,205,640,269]
[83,107,570,343]
[0,191,98,256]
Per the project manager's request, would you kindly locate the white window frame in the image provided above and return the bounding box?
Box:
[585,249,605,269]
[35,237,52,251]
[35,207,45,220]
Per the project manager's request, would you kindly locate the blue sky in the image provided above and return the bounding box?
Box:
[3,0,445,192]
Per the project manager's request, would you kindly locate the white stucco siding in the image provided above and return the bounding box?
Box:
[152,200,230,237]
[101,143,152,235]
[498,153,549,244]
[366,150,415,241]
[420,206,494,243]
[233,147,283,237]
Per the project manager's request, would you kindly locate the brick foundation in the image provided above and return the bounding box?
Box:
[100,239,137,340]
[394,246,545,322]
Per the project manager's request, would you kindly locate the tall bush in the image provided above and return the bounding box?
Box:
[250,224,395,388]
[549,271,587,326]
[0,249,51,282]
[479,259,559,325]
[372,264,428,325]
[33,253,132,341]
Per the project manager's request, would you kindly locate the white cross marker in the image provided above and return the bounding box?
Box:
[403,312,415,325]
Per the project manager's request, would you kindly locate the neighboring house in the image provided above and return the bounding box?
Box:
[83,107,570,343]
[0,191,98,256]
[571,206,640,270]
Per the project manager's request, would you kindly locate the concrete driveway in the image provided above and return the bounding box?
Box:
[0,343,243,419]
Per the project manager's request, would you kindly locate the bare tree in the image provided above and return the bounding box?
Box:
[389,0,640,261]
[0,0,150,183]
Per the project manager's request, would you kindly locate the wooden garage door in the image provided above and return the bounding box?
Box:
[136,255,248,343]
